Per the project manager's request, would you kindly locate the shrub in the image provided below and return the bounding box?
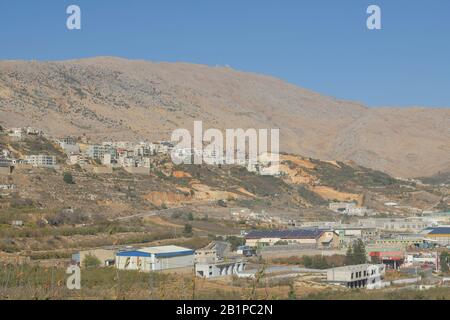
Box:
[83,254,102,269]
[183,224,193,237]
[63,172,75,184]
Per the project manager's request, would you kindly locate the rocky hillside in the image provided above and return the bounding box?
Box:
[2,134,446,219]
[0,57,449,177]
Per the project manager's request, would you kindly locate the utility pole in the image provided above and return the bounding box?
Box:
[192,262,196,300]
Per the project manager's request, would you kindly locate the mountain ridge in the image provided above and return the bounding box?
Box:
[0,57,449,178]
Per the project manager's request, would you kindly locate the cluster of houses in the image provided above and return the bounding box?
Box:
[0,127,58,173]
[1,126,279,176]
[328,202,375,217]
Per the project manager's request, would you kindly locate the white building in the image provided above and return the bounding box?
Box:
[194,241,246,278]
[68,154,89,166]
[327,264,386,289]
[58,138,80,155]
[2,149,11,158]
[329,202,357,213]
[115,245,194,272]
[25,155,57,168]
[8,128,23,139]
[362,218,432,232]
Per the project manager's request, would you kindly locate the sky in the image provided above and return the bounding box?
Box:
[0,0,449,108]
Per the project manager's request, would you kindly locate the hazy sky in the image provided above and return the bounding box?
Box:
[1,0,449,107]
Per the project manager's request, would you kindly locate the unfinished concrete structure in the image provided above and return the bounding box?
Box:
[326,264,385,289]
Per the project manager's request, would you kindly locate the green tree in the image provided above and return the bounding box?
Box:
[302,256,313,268]
[183,224,193,237]
[63,172,75,184]
[440,252,450,273]
[352,239,367,264]
[186,212,194,221]
[83,254,101,269]
[345,245,353,265]
[226,236,245,251]
[345,240,367,265]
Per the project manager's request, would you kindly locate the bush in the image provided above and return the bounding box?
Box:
[83,254,102,269]
[63,172,75,184]
[217,200,227,207]
[183,224,193,237]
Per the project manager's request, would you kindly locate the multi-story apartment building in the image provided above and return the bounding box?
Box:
[86,145,116,160]
[26,155,57,168]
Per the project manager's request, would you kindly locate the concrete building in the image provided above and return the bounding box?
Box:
[25,155,57,168]
[196,259,246,278]
[245,229,339,249]
[116,245,194,272]
[368,247,405,269]
[68,154,89,166]
[8,128,23,139]
[0,159,14,175]
[86,145,116,160]
[329,202,357,213]
[2,149,11,158]
[335,227,378,247]
[58,138,80,155]
[363,218,432,232]
[73,248,117,268]
[374,234,426,248]
[0,184,15,190]
[404,251,439,270]
[327,264,386,289]
[195,242,246,279]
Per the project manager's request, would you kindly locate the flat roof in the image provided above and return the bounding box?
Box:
[117,245,194,258]
[245,229,327,240]
[139,245,192,254]
[426,227,450,235]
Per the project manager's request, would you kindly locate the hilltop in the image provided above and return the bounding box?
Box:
[0,57,449,177]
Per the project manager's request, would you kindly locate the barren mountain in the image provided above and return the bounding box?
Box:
[0,57,449,177]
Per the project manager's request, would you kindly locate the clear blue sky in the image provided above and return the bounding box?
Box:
[1,0,449,107]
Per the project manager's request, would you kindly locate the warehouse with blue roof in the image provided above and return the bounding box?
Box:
[423,227,450,246]
[115,245,195,272]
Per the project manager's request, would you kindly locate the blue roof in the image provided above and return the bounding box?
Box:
[154,250,194,258]
[245,228,325,240]
[116,250,151,258]
[427,227,450,235]
[116,249,194,258]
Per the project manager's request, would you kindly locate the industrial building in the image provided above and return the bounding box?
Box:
[116,245,195,272]
[368,247,405,269]
[423,227,450,246]
[363,218,432,232]
[245,228,339,249]
[374,234,427,248]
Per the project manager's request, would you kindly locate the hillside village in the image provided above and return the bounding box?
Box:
[1,125,450,299]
